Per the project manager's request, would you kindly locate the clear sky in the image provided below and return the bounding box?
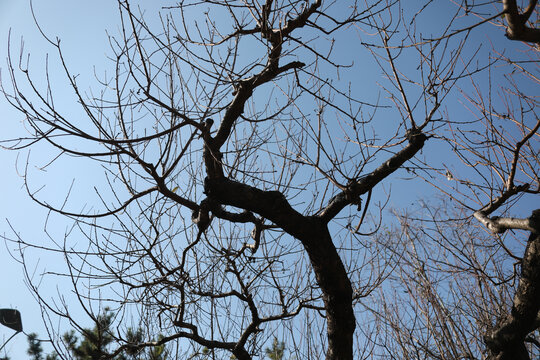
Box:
[1,1,119,358]
[0,1,538,359]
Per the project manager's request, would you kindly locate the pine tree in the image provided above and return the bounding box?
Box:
[265,338,285,360]
[28,309,168,360]
[27,333,43,360]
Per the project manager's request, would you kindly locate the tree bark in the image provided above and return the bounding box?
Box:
[204,177,355,360]
[485,210,540,359]
[503,0,540,43]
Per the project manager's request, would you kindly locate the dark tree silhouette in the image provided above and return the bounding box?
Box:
[2,1,538,359]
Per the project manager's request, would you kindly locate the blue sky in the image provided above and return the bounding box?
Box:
[0,1,118,357]
[0,1,538,359]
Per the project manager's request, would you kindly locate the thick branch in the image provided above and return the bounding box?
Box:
[204,177,305,237]
[473,184,532,233]
[474,212,538,234]
[210,1,317,152]
[204,177,355,359]
[212,61,305,150]
[319,129,428,222]
[485,210,540,359]
[503,0,540,43]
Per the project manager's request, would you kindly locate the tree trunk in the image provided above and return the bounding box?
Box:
[205,178,355,359]
[485,210,540,359]
[302,220,355,360]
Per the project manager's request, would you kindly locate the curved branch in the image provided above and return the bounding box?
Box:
[485,210,540,359]
[211,1,319,151]
[26,183,158,219]
[319,129,428,222]
[473,184,533,233]
[204,176,356,359]
[212,60,305,150]
[503,0,540,43]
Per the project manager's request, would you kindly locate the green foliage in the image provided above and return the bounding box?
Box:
[189,347,236,360]
[265,338,285,360]
[26,309,168,360]
[64,308,115,360]
[123,327,144,358]
[27,333,43,360]
[147,340,168,360]
[26,333,59,360]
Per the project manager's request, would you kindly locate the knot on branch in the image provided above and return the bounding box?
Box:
[405,128,427,144]
[487,216,507,234]
[192,197,219,232]
[246,219,264,254]
[483,317,531,360]
[514,183,530,192]
[203,176,222,198]
[199,118,214,139]
[231,80,247,96]
[345,180,362,211]
[530,209,540,234]
[286,61,306,69]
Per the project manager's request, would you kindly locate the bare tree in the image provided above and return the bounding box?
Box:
[363,2,540,358]
[1,1,538,359]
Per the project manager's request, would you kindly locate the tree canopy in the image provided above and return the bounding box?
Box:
[1,1,539,359]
